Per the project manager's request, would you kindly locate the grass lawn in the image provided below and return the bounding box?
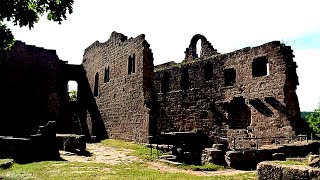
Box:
[0,161,257,180]
[272,160,308,166]
[0,139,257,180]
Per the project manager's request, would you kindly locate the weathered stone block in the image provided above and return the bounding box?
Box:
[257,161,320,180]
[257,162,283,180]
[201,148,226,165]
[56,134,86,153]
[225,150,258,170]
[212,143,228,151]
[309,156,320,167]
[272,153,286,161]
[282,165,309,179]
[309,168,320,179]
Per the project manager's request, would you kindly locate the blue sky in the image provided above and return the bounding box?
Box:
[5,0,320,111]
[290,31,320,111]
[290,31,320,50]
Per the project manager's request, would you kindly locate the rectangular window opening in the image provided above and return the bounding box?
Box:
[252,57,269,77]
[224,68,236,86]
[180,68,189,90]
[204,63,213,81]
[161,73,170,93]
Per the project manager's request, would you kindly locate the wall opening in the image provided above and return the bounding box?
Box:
[104,67,110,83]
[227,97,251,129]
[196,39,201,58]
[67,80,78,101]
[161,72,170,93]
[128,54,135,74]
[224,68,236,86]
[204,63,213,81]
[180,68,189,90]
[252,56,269,77]
[94,72,99,97]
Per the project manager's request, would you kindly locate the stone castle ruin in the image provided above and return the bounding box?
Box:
[0,31,309,160]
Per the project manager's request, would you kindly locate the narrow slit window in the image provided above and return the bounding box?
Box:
[196,39,202,58]
[128,54,135,74]
[104,67,110,83]
[252,57,269,77]
[132,55,135,73]
[224,68,236,86]
[94,72,99,97]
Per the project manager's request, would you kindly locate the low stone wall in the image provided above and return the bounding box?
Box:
[279,141,320,157]
[0,137,32,160]
[202,141,320,170]
[0,121,59,162]
[257,161,320,180]
[201,148,226,165]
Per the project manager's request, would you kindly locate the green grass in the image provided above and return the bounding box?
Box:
[0,139,257,179]
[272,160,308,166]
[174,163,226,171]
[0,161,257,180]
[101,139,165,160]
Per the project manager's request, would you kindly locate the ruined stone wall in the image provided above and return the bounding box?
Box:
[0,41,62,137]
[82,32,154,143]
[154,60,225,142]
[154,35,302,147]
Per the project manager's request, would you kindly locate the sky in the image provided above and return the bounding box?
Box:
[5,0,320,111]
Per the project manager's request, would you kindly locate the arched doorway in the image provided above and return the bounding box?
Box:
[227,97,251,129]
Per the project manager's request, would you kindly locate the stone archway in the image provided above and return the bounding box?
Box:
[184,34,219,61]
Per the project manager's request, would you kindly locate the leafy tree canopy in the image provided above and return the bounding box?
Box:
[0,0,74,51]
[306,104,320,134]
[68,89,77,101]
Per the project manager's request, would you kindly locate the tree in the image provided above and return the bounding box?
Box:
[306,104,320,134]
[0,0,74,51]
[68,89,77,101]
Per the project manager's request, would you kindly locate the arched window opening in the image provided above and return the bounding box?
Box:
[94,72,99,97]
[104,67,110,83]
[128,54,135,74]
[196,39,202,58]
[67,80,78,101]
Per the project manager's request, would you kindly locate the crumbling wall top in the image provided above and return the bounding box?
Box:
[8,40,60,62]
[82,31,148,64]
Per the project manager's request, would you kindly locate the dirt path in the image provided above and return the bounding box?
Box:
[60,143,255,176]
[60,143,141,165]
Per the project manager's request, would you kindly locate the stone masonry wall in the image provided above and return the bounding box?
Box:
[82,32,154,143]
[154,35,302,148]
[0,41,61,137]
